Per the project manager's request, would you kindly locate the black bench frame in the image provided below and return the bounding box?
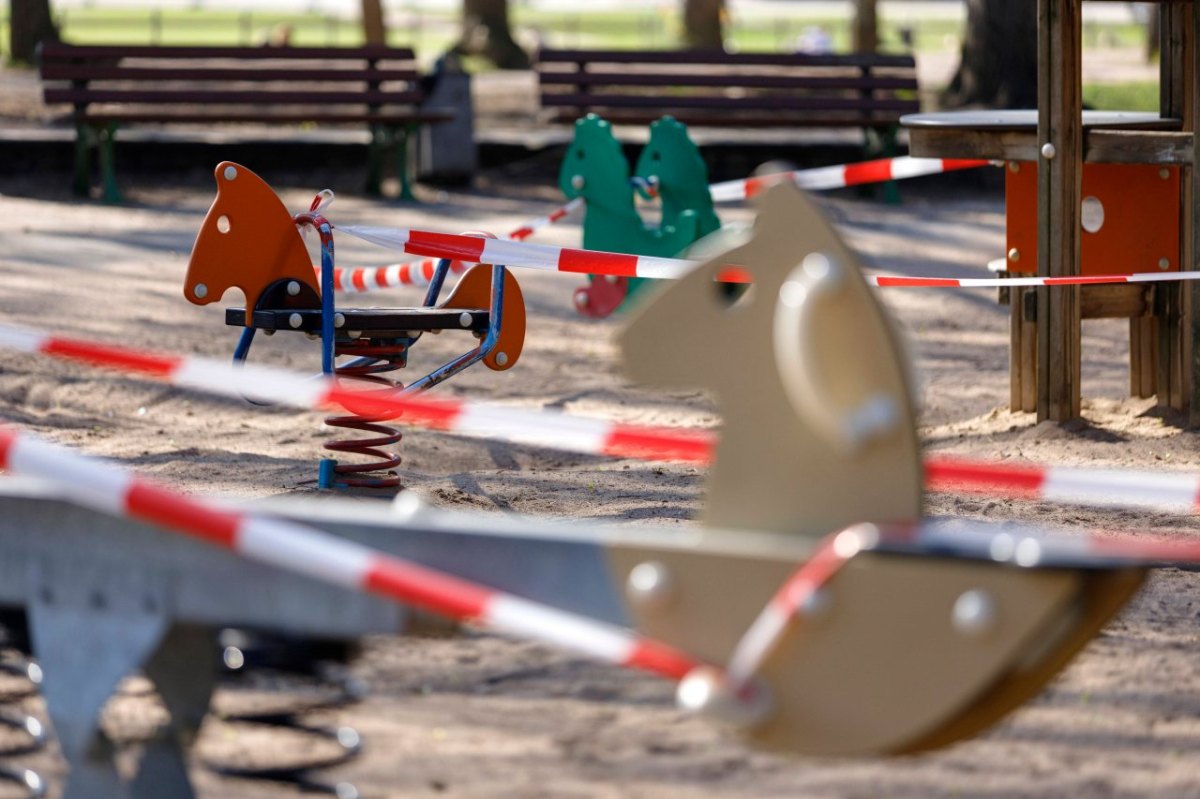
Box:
[38,42,454,202]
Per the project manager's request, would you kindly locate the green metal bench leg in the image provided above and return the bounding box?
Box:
[396,124,415,202]
[98,123,122,204]
[365,124,385,198]
[73,124,94,197]
[863,126,902,206]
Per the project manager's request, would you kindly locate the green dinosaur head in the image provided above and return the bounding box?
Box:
[558,114,631,201]
[634,116,710,203]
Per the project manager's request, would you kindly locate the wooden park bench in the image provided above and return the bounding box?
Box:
[536,48,920,151]
[38,42,455,202]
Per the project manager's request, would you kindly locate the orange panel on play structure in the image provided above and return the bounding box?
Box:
[1004,161,1180,275]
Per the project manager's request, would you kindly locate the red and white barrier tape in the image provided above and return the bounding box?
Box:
[331,199,584,294]
[5,323,1199,515]
[925,457,1200,512]
[722,528,860,693]
[870,272,1200,289]
[335,223,1200,291]
[0,324,712,464]
[0,423,699,681]
[328,157,987,295]
[708,157,991,203]
[338,224,703,282]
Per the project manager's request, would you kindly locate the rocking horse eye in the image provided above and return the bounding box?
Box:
[576,149,585,159]
[651,152,661,161]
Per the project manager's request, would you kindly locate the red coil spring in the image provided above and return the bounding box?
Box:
[323,339,406,489]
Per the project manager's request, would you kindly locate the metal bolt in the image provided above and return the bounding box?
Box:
[676,667,774,730]
[287,281,301,296]
[333,312,346,328]
[223,165,238,181]
[575,293,589,308]
[348,330,362,340]
[952,589,997,636]
[1008,248,1020,263]
[495,352,509,367]
[1014,537,1042,567]
[1160,168,1171,180]
[801,252,834,282]
[571,174,585,190]
[1159,257,1171,270]
[459,312,473,328]
[1008,161,1020,173]
[288,313,303,329]
[1080,196,1104,234]
[193,283,208,299]
[626,561,674,611]
[1040,142,1056,160]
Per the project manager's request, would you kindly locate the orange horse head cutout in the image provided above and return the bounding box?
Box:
[185,162,319,323]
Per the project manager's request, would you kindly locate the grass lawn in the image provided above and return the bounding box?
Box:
[6,6,965,61]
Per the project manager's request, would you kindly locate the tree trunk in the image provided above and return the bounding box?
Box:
[943,0,1038,109]
[852,0,877,54]
[682,0,724,50]
[1144,5,1160,63]
[455,0,530,70]
[361,0,387,46]
[8,0,59,66]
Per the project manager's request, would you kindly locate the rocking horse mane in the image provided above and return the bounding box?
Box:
[184,161,319,321]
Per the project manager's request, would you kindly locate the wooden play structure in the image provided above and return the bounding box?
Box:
[905,2,1199,423]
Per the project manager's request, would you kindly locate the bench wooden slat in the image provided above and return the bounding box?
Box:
[542,92,919,113]
[538,71,919,92]
[45,88,426,106]
[535,48,916,69]
[41,64,421,83]
[39,42,418,62]
[75,110,455,125]
[545,109,908,128]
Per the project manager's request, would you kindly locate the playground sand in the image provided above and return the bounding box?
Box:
[1,175,1199,798]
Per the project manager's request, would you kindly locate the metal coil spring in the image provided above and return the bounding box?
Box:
[206,633,366,798]
[322,338,407,490]
[0,646,47,799]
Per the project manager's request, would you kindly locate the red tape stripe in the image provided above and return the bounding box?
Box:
[557,249,639,277]
[923,457,1047,499]
[125,481,242,547]
[873,277,962,288]
[843,160,894,187]
[41,339,182,379]
[602,428,714,464]
[364,558,494,619]
[406,231,487,262]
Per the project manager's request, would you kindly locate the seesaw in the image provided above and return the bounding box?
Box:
[183,162,526,490]
[0,179,1187,799]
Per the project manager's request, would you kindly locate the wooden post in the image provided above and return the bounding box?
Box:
[1036,0,1082,422]
[1185,3,1195,427]
[1161,4,1193,415]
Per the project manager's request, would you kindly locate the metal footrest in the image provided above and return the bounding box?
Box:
[225,307,490,337]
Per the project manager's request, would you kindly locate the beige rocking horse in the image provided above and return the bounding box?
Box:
[610,182,1144,756]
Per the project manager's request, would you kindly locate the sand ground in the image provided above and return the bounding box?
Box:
[1,164,1200,798]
